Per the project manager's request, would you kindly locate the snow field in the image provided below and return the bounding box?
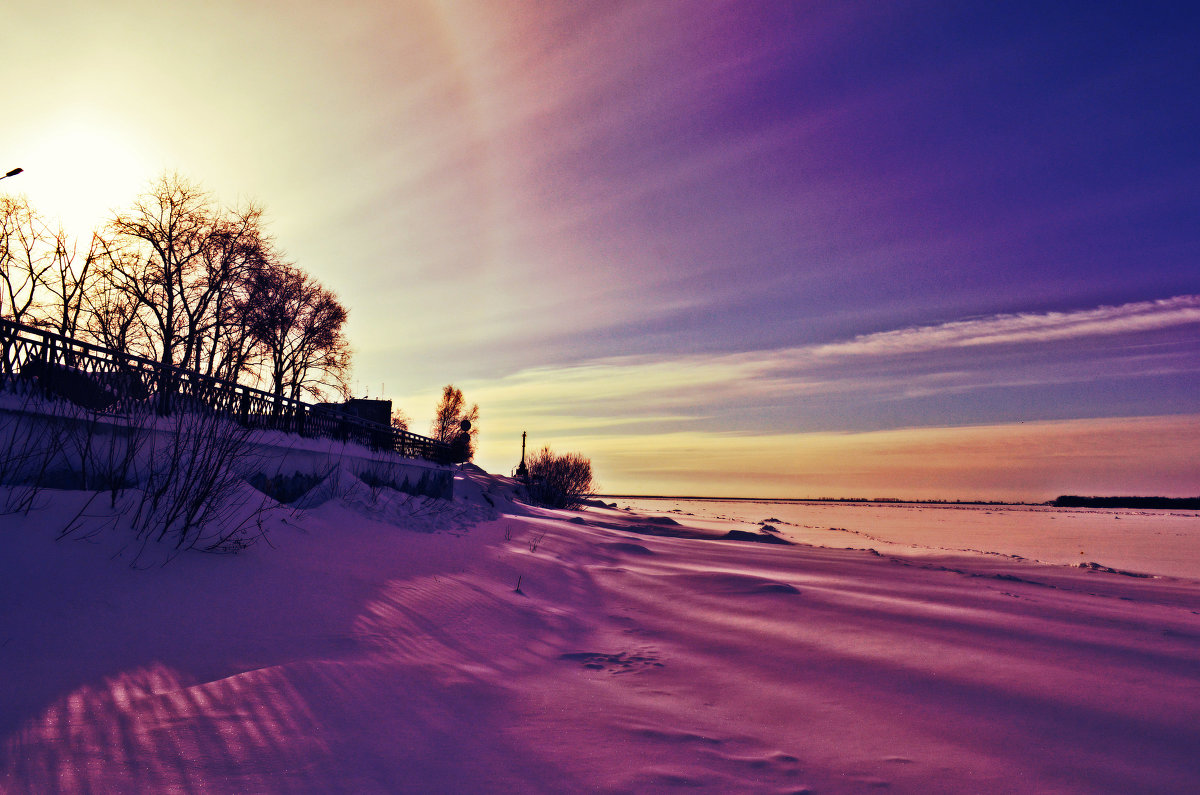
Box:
[2,470,1199,792]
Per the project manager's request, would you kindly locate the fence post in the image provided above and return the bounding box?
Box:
[0,321,12,377]
[155,361,173,416]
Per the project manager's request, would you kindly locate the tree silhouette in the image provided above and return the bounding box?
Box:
[244,261,351,402]
[0,196,54,325]
[431,385,479,460]
[5,172,353,408]
[525,446,595,508]
[103,173,216,370]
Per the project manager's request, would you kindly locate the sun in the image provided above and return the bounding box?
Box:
[10,114,161,239]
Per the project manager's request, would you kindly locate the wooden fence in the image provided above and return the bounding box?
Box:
[0,317,452,464]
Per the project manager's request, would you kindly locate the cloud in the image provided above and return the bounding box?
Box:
[455,295,1200,438]
[807,295,1200,358]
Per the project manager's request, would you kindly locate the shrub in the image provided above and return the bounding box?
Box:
[123,407,270,555]
[525,446,595,509]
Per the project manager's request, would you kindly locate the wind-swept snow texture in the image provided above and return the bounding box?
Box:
[3,471,1200,793]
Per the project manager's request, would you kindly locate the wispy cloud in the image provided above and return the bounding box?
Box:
[808,296,1200,358]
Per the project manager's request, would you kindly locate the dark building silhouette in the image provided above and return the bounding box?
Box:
[314,398,392,427]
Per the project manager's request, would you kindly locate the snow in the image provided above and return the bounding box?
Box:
[619,498,1200,580]
[3,465,1200,792]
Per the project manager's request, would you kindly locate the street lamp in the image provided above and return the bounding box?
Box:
[1,167,23,181]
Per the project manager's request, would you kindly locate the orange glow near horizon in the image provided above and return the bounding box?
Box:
[469,414,1200,503]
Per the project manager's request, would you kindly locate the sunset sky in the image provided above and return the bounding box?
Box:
[3,0,1198,500]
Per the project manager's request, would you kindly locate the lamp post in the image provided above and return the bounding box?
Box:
[1,167,23,181]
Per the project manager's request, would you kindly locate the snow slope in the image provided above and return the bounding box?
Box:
[3,471,1200,793]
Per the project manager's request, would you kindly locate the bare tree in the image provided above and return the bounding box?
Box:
[189,204,270,382]
[7,175,348,410]
[0,196,55,324]
[82,258,153,358]
[100,173,284,410]
[244,262,351,402]
[1,196,106,339]
[39,228,105,339]
[207,283,266,386]
[103,173,214,371]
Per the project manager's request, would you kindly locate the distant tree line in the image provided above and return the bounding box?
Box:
[1052,495,1200,510]
[0,172,350,402]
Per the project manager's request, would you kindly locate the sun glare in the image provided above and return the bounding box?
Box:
[12,117,160,239]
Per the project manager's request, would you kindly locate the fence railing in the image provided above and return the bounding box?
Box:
[0,316,453,464]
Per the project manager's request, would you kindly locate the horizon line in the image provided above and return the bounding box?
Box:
[594,494,1034,505]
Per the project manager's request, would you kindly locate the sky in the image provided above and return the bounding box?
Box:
[2,0,1198,500]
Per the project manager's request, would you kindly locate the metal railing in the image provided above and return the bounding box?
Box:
[0,316,452,464]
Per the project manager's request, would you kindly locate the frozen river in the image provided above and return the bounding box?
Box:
[616,498,1200,581]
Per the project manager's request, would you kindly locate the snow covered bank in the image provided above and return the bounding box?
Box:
[0,397,451,503]
[3,470,1200,792]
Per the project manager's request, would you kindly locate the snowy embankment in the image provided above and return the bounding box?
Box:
[3,466,1200,793]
